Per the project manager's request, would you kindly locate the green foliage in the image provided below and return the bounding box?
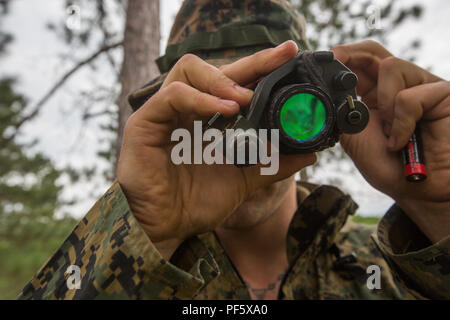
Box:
[0,79,58,229]
[352,215,381,225]
[0,77,78,299]
[0,3,77,298]
[0,218,76,299]
[0,77,79,299]
[0,0,12,54]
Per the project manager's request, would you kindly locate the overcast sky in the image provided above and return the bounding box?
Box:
[1,0,450,218]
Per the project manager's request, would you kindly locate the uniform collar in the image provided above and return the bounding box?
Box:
[286,182,358,265]
[197,182,358,270]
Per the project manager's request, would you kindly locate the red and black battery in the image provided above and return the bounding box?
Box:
[402,126,427,182]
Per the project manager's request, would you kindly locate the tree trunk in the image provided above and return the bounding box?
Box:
[115,0,160,172]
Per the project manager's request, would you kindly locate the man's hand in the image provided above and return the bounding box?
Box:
[332,40,450,243]
[117,41,316,259]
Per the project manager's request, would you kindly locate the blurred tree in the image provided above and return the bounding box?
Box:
[44,0,160,179]
[3,0,161,201]
[0,1,160,296]
[291,0,422,52]
[0,1,77,299]
[116,0,160,173]
[0,78,62,236]
[0,77,77,299]
[289,0,423,182]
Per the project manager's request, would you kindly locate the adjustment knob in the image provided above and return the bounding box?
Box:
[313,51,334,63]
[333,71,358,90]
[337,98,369,134]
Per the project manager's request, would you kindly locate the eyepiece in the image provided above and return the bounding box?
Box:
[279,93,326,141]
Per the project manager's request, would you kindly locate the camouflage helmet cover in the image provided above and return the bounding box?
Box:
[129,0,308,110]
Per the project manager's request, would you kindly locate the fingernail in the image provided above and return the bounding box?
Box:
[276,40,290,48]
[220,99,238,108]
[387,136,396,149]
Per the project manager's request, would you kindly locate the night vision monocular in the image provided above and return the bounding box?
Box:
[204,50,370,159]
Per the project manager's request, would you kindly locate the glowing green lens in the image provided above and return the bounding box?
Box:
[280,93,326,141]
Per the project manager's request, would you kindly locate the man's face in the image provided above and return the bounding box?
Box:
[219,176,296,229]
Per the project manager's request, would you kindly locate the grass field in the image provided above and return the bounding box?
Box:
[0,219,77,299]
[352,215,381,225]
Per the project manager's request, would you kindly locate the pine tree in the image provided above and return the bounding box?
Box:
[0,1,76,299]
[0,77,77,299]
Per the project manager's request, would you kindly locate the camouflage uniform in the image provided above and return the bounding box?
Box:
[19,0,450,300]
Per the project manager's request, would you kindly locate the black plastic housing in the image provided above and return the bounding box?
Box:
[205,50,369,156]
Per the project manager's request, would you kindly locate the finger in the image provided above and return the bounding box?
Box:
[135,81,240,125]
[332,40,392,68]
[162,54,253,107]
[388,81,450,150]
[220,40,299,85]
[353,68,378,101]
[332,40,391,78]
[332,40,391,99]
[377,56,441,121]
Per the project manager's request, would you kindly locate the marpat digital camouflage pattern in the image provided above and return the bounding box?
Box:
[19,0,450,300]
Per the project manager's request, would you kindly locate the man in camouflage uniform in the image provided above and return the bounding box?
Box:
[19,0,450,300]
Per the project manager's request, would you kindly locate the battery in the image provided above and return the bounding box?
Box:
[402,126,427,182]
